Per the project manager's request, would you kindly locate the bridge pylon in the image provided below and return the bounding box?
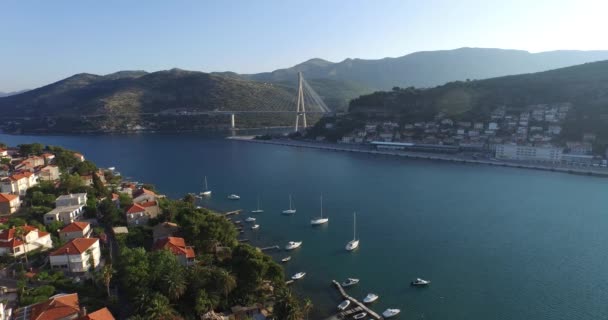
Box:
[294,72,307,132]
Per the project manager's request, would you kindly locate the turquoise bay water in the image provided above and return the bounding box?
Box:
[1,133,608,319]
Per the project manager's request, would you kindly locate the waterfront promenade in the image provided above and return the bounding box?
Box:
[229,136,608,177]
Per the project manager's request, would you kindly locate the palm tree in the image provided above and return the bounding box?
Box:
[101,264,115,297]
[13,226,28,266]
[273,288,303,320]
[145,293,177,320]
[162,271,187,301]
[214,269,236,300]
[303,298,313,320]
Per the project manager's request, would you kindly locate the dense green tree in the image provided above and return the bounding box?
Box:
[18,143,43,156]
[144,292,177,320]
[30,191,56,207]
[99,199,123,226]
[54,151,79,170]
[60,173,83,193]
[162,270,187,301]
[119,193,133,209]
[194,290,214,316]
[118,247,150,297]
[73,160,97,175]
[273,288,303,320]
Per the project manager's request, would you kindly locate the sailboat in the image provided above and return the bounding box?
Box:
[282,195,296,215]
[310,195,329,225]
[201,176,212,197]
[345,212,359,251]
[251,196,264,213]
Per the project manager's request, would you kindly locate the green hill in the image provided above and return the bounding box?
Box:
[349,60,608,144]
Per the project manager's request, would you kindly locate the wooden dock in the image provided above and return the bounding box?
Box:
[224,209,242,216]
[260,245,280,251]
[332,280,382,320]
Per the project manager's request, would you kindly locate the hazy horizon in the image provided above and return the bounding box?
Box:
[2,0,608,91]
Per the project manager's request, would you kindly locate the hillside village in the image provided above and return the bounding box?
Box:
[316,102,608,166]
[0,143,293,320]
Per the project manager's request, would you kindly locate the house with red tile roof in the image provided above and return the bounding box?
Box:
[13,293,115,320]
[126,200,160,226]
[132,187,157,203]
[15,156,45,171]
[42,152,55,164]
[60,222,92,241]
[153,236,195,266]
[0,225,53,257]
[73,152,85,162]
[0,192,20,214]
[49,238,100,273]
[153,222,180,242]
[37,165,60,182]
[0,171,38,196]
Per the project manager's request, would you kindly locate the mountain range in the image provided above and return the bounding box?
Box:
[2,47,608,132]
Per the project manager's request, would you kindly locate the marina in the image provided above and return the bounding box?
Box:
[332,280,382,320]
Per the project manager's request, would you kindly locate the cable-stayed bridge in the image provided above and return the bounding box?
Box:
[0,72,330,132]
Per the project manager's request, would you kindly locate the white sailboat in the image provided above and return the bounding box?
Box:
[310,195,329,225]
[345,212,359,251]
[251,196,264,213]
[201,176,212,197]
[282,194,296,215]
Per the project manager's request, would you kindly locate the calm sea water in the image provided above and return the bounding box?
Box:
[1,132,608,320]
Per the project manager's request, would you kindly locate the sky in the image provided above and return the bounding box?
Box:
[2,0,608,92]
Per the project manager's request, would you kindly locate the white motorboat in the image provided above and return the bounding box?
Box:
[337,300,350,311]
[245,217,256,222]
[291,272,306,280]
[411,278,431,286]
[281,256,291,263]
[251,196,264,213]
[201,176,212,196]
[345,212,359,251]
[227,194,240,200]
[310,195,329,225]
[353,313,367,319]
[251,224,260,230]
[341,278,360,287]
[363,293,379,304]
[285,241,302,250]
[382,309,401,318]
[282,194,296,214]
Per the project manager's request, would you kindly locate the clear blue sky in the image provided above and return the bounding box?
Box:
[2,0,607,91]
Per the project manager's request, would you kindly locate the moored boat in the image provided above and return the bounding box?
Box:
[282,194,296,214]
[251,196,264,213]
[411,278,431,286]
[310,195,329,225]
[227,194,240,200]
[363,293,379,303]
[251,224,260,230]
[382,308,401,318]
[201,176,212,196]
[281,256,291,263]
[285,241,302,250]
[345,212,359,251]
[245,217,256,222]
[337,300,350,311]
[291,272,306,280]
[353,312,367,319]
[341,278,359,287]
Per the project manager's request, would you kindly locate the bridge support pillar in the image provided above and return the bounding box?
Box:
[230,113,235,129]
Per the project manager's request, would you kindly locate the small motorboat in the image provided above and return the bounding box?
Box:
[337,300,350,311]
[251,209,264,213]
[285,241,302,250]
[411,278,431,286]
[245,217,256,222]
[227,194,241,200]
[363,293,379,304]
[291,272,306,280]
[353,312,367,319]
[251,224,260,230]
[382,309,401,318]
[341,278,359,287]
[201,176,212,196]
[281,256,291,263]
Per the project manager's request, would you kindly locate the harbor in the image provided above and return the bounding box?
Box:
[229,136,608,177]
[331,280,382,320]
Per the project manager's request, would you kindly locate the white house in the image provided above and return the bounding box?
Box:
[0,172,38,196]
[0,193,20,215]
[0,226,53,257]
[44,205,85,225]
[132,188,156,204]
[56,193,87,208]
[38,165,61,182]
[49,238,101,273]
[495,144,563,162]
[59,222,92,241]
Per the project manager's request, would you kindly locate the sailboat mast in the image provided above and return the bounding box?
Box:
[204,176,208,190]
[353,212,357,241]
[320,195,323,218]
